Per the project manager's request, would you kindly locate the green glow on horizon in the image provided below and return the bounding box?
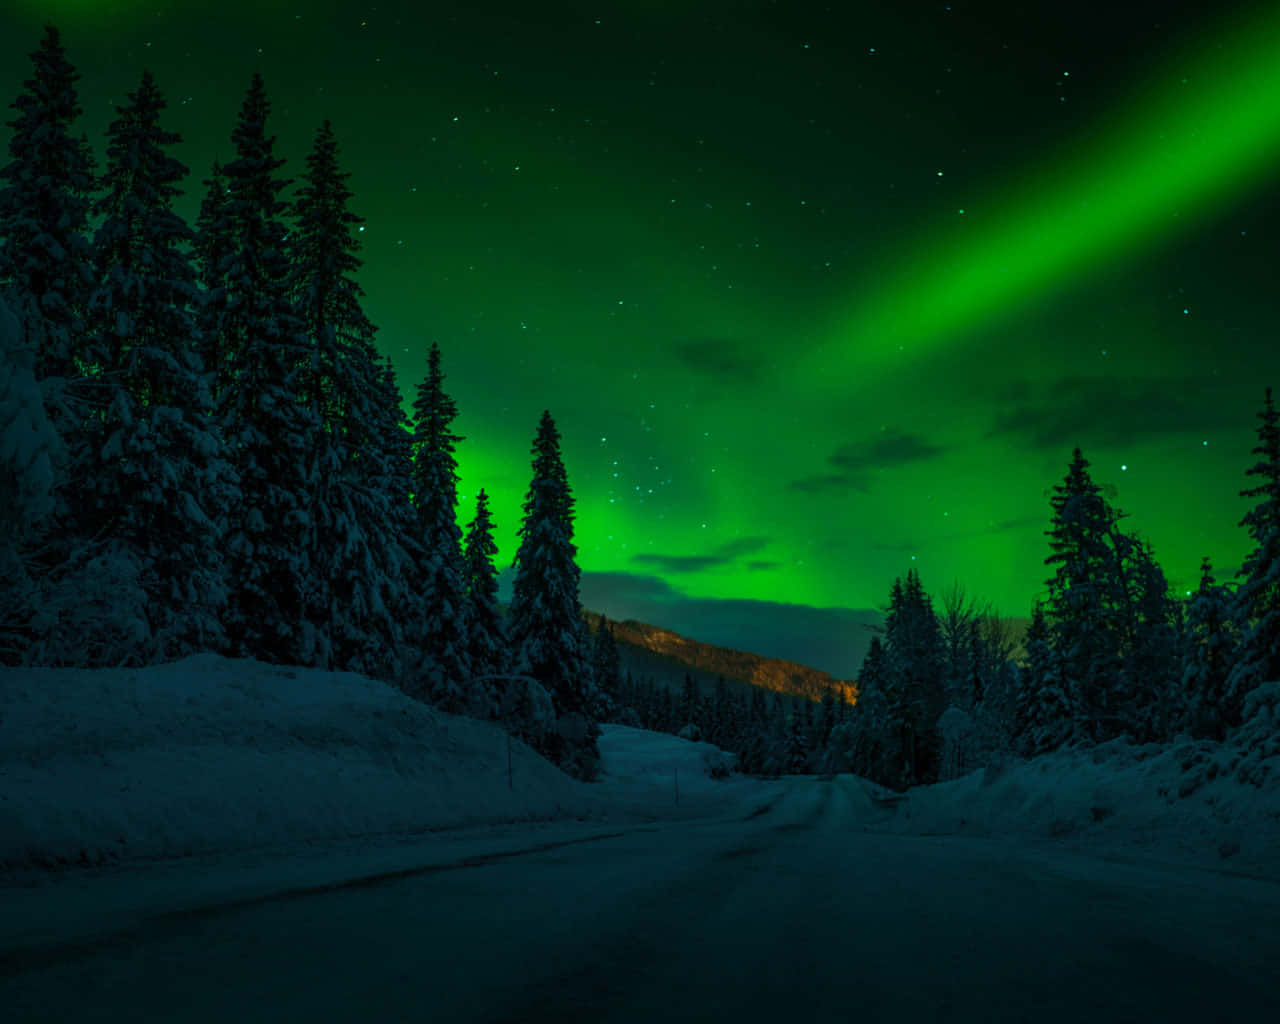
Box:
[809,5,1280,376]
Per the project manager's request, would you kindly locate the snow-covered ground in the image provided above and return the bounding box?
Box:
[0,654,765,877]
[1,653,1277,889]
[878,727,1280,882]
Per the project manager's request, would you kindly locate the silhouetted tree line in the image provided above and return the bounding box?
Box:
[0,28,603,777]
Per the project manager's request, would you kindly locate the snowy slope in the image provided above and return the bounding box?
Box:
[876,711,1280,881]
[0,654,600,871]
[0,655,762,874]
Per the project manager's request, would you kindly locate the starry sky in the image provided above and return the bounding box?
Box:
[3,0,1278,678]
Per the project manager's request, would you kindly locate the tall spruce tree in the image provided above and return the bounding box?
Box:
[86,69,234,660]
[214,74,322,664]
[1182,557,1239,740]
[290,119,408,673]
[0,27,94,570]
[0,26,96,405]
[847,635,897,784]
[883,569,945,784]
[1044,448,1124,742]
[376,352,420,682]
[462,487,507,716]
[509,410,598,774]
[1226,387,1280,723]
[1121,535,1180,741]
[407,342,471,708]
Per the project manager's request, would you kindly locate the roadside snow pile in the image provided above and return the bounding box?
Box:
[599,723,735,788]
[597,723,769,821]
[0,654,603,871]
[881,683,1280,880]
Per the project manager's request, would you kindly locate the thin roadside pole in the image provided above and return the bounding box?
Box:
[675,767,679,806]
[507,732,513,791]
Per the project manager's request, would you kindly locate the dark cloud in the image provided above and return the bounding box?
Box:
[630,553,725,573]
[671,337,763,380]
[630,535,771,574]
[938,515,1044,543]
[746,560,781,571]
[872,516,1043,556]
[789,429,945,493]
[986,375,1242,452]
[717,536,771,559]
[830,432,946,471]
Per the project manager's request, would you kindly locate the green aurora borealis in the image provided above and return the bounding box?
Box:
[2,1,1277,676]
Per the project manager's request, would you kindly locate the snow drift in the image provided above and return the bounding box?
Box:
[0,655,760,874]
[879,686,1280,881]
[0,653,606,870]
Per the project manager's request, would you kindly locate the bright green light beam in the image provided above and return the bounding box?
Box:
[807,5,1280,376]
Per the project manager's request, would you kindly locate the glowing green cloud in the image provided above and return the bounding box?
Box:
[809,4,1280,375]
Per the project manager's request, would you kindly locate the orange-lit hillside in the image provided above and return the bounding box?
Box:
[583,610,857,707]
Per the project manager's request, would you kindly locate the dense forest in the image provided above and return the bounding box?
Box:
[2,28,1277,791]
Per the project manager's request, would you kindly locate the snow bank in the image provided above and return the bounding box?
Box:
[0,657,756,874]
[877,717,1280,881]
[598,723,734,791]
[0,654,607,871]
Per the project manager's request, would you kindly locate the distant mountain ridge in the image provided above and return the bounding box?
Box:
[583,610,857,706]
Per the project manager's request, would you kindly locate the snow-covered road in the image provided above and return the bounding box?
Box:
[4,775,1279,1023]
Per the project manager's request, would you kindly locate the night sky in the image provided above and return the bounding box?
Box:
[4,1,1277,678]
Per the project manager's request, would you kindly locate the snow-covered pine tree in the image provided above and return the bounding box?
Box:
[407,342,471,709]
[83,69,235,661]
[1225,386,1280,727]
[290,119,408,674]
[508,409,599,775]
[0,26,96,418]
[1182,557,1239,740]
[884,569,946,784]
[1120,535,1180,741]
[374,352,420,682]
[213,74,323,665]
[1044,448,1124,743]
[462,487,507,717]
[1014,600,1074,756]
[0,29,173,668]
[843,634,898,784]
